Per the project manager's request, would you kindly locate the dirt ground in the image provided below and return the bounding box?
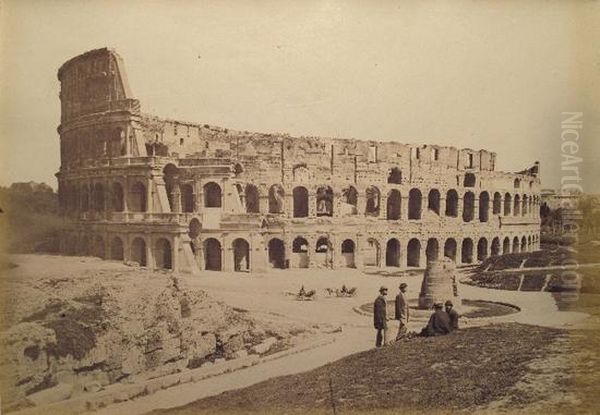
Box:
[1,254,596,415]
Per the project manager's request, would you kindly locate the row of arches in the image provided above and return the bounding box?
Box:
[60,181,148,214]
[194,233,539,272]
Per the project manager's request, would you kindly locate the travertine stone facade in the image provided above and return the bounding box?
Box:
[57,48,541,274]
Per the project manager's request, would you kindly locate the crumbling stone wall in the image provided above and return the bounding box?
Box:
[56,48,541,274]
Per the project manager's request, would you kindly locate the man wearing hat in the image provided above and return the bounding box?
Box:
[445,300,459,331]
[373,286,389,347]
[420,302,451,337]
[395,283,409,340]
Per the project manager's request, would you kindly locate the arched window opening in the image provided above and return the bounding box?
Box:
[112,183,124,212]
[155,238,172,270]
[110,237,124,260]
[428,189,441,215]
[408,188,422,220]
[365,186,381,216]
[444,239,457,261]
[93,183,104,212]
[364,238,380,267]
[292,237,309,268]
[385,239,401,267]
[504,193,512,216]
[232,238,250,272]
[129,182,147,212]
[461,238,474,264]
[293,186,309,218]
[204,238,222,270]
[491,237,501,256]
[479,192,490,222]
[131,238,147,266]
[477,238,488,261]
[463,192,475,222]
[407,239,421,267]
[426,238,439,263]
[316,186,333,216]
[245,184,260,213]
[342,239,356,268]
[464,173,476,187]
[503,237,511,254]
[268,238,286,269]
[341,186,358,215]
[204,182,222,208]
[268,185,284,214]
[493,192,502,215]
[445,190,458,217]
[386,190,401,220]
[180,184,194,213]
[514,195,521,216]
[513,237,520,253]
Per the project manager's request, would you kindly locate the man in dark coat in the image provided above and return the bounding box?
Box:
[395,283,409,340]
[420,302,451,337]
[445,300,459,331]
[373,286,389,347]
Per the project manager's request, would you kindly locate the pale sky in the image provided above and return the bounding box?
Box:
[1,0,598,192]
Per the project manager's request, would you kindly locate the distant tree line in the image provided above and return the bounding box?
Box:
[0,182,66,253]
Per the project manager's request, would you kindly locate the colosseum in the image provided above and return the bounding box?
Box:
[57,48,542,274]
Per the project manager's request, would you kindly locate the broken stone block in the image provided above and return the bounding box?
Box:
[251,337,278,354]
[418,258,461,309]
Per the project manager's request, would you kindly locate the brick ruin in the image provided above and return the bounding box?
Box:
[57,48,541,274]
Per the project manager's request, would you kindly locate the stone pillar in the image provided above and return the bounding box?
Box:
[250,235,267,273]
[146,177,154,213]
[401,196,409,221]
[146,236,155,269]
[195,179,204,213]
[399,240,407,270]
[354,235,364,269]
[456,242,463,266]
[418,258,461,309]
[195,241,205,271]
[122,177,129,213]
[419,242,427,268]
[357,193,366,216]
[308,193,317,217]
[259,194,269,214]
[222,236,233,272]
[172,235,180,272]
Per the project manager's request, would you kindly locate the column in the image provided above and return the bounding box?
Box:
[308,192,317,217]
[172,235,180,272]
[222,235,233,272]
[401,196,409,221]
[456,242,463,266]
[357,193,366,217]
[419,241,427,268]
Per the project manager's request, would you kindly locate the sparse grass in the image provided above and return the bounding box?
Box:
[151,324,563,415]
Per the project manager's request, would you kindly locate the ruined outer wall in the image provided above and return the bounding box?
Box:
[56,48,541,274]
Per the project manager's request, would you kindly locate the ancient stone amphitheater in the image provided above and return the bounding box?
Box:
[57,48,541,274]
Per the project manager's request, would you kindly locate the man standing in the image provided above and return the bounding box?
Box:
[420,302,451,337]
[445,300,459,331]
[373,286,388,347]
[395,283,409,340]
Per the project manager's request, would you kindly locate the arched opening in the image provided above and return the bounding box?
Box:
[463,192,475,222]
[129,182,147,212]
[315,237,332,267]
[408,188,422,220]
[522,195,528,216]
[268,185,284,214]
[504,193,512,216]
[245,184,260,213]
[387,167,402,184]
[292,237,309,268]
[513,195,521,216]
[341,186,358,215]
[477,238,488,261]
[293,186,309,218]
[426,238,439,263]
[445,190,458,217]
[93,183,104,212]
[110,236,124,260]
[109,128,125,157]
[491,237,501,256]
[365,186,380,216]
[385,238,401,267]
[268,238,286,269]
[204,182,222,208]
[514,178,521,189]
[493,192,502,215]
[181,184,194,213]
[131,238,147,266]
[479,192,490,222]
[386,190,401,220]
[155,238,172,270]
[513,237,520,253]
[464,173,476,187]
[341,239,356,268]
[233,163,244,177]
[461,238,474,264]
[111,183,124,212]
[93,235,105,259]
[204,238,222,270]
[316,186,333,216]
[521,236,527,252]
[528,235,532,250]
[503,237,511,254]
[80,185,89,212]
[407,239,421,267]
[428,189,441,215]
[364,238,380,267]
[232,238,250,272]
[163,164,179,212]
[444,238,457,261]
[188,218,201,240]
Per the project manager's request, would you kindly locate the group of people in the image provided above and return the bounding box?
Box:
[373,284,459,347]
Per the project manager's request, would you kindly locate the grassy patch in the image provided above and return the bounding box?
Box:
[151,324,562,415]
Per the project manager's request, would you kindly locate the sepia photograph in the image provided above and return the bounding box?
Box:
[0,1,599,414]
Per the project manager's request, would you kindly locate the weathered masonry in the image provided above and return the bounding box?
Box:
[57,48,541,274]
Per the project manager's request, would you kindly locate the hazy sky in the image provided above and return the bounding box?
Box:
[1,0,598,192]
